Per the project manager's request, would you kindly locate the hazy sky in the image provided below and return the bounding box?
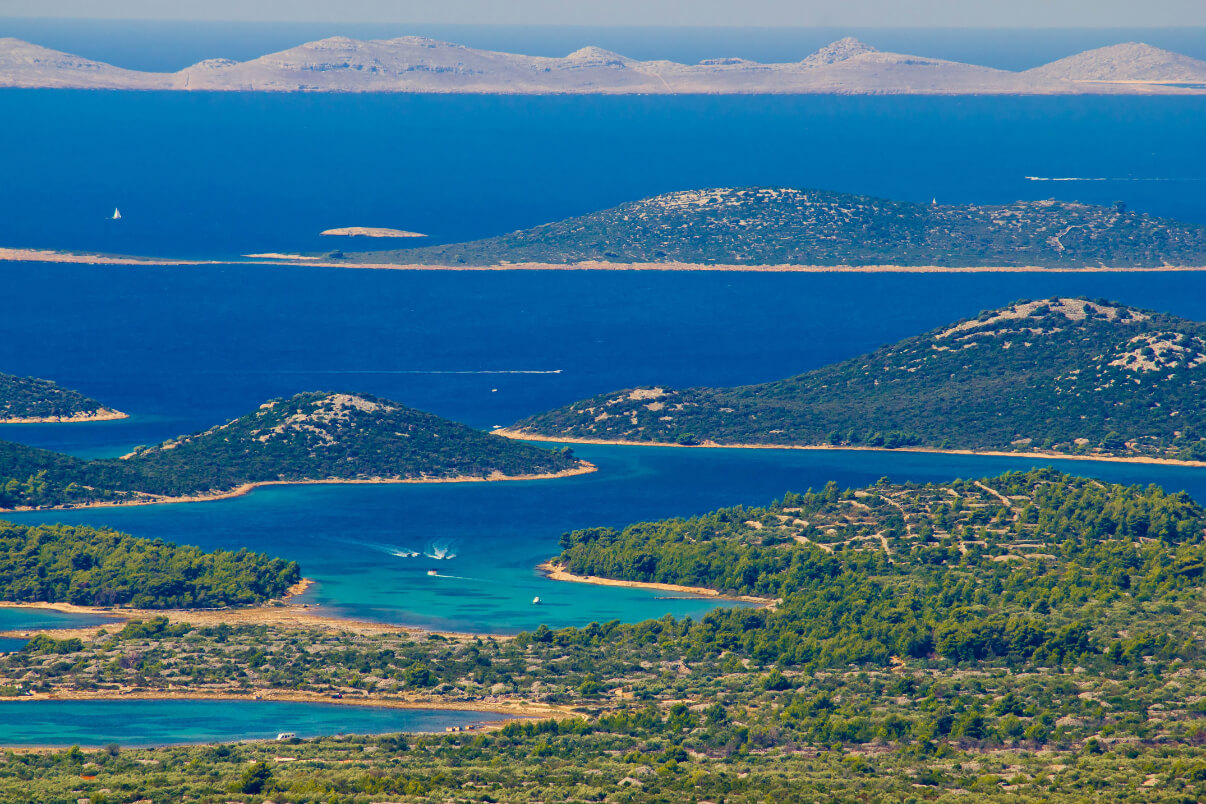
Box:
[6,0,1206,27]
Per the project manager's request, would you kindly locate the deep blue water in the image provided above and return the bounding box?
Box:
[1,92,1204,259]
[0,700,504,746]
[0,79,1205,634]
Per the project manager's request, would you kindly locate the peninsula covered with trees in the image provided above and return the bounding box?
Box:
[509,297,1206,462]
[0,520,299,608]
[0,391,588,510]
[0,370,125,423]
[347,188,1206,269]
[4,468,1206,801]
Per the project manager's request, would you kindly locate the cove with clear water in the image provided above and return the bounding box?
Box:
[6,267,1206,632]
[0,700,504,747]
[0,608,118,653]
[1,87,1206,635]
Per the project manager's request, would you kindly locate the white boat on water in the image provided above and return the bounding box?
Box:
[426,570,439,576]
[531,596,540,605]
[111,208,122,220]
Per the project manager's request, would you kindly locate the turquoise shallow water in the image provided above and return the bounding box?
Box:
[0,608,121,653]
[8,442,1206,634]
[0,700,504,747]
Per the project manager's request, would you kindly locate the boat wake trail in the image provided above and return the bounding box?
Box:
[246,369,564,375]
[1024,176,1205,182]
[424,543,457,560]
[425,572,481,581]
[348,539,421,559]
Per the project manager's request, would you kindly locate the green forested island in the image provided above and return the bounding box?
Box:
[0,391,586,509]
[344,188,1206,268]
[0,520,298,608]
[5,468,1206,801]
[510,297,1206,462]
[0,370,125,423]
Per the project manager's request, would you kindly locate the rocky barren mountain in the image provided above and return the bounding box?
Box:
[2,36,1204,94]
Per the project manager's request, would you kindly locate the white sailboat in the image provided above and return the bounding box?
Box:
[111,208,122,220]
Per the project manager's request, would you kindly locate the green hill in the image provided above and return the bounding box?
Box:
[0,391,587,509]
[0,520,299,608]
[345,188,1206,268]
[0,371,125,423]
[510,297,1206,462]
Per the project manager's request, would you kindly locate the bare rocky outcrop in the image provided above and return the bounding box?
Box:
[2,35,1205,94]
[1024,42,1206,83]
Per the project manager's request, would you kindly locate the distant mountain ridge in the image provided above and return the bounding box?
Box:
[347,188,1206,269]
[506,298,1206,463]
[2,35,1205,94]
[1025,42,1206,83]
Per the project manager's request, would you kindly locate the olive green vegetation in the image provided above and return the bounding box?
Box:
[0,391,582,509]
[515,297,1206,462]
[0,371,117,421]
[344,188,1206,268]
[0,520,299,608]
[3,469,1206,801]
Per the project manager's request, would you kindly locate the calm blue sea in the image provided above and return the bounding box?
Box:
[5,266,1206,632]
[0,699,503,746]
[1,35,1206,635]
[0,92,1204,258]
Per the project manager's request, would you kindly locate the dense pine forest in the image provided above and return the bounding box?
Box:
[347,188,1206,268]
[0,520,299,608]
[513,297,1206,461]
[0,391,584,509]
[3,468,1206,801]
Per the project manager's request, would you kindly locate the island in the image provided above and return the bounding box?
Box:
[0,391,592,510]
[3,35,1206,95]
[0,370,126,424]
[0,519,299,608]
[7,189,1206,272]
[504,297,1206,463]
[4,468,1206,801]
[339,188,1206,270]
[320,227,426,238]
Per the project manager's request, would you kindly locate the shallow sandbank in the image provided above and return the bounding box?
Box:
[6,247,1206,274]
[320,227,426,238]
[538,562,777,607]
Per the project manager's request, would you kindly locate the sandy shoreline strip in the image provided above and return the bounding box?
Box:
[0,408,128,424]
[0,689,569,720]
[0,461,596,514]
[538,561,777,607]
[5,248,1206,273]
[494,429,1206,470]
[0,578,493,641]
